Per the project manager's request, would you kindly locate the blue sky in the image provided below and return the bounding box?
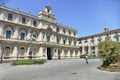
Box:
[0,0,120,37]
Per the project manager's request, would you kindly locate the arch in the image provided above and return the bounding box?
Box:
[4,27,13,39]
[20,47,25,56]
[4,47,11,56]
[19,29,26,40]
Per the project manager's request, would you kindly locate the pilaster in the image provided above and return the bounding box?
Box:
[13,26,19,39]
[12,43,18,60]
[0,23,5,38]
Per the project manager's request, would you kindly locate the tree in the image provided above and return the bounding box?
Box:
[98,40,120,67]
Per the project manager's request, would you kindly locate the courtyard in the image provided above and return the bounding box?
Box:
[0,59,120,80]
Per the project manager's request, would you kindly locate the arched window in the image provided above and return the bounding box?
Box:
[20,47,25,56]
[5,47,10,56]
[20,32,25,40]
[6,30,11,39]
[47,35,50,42]
[22,17,26,24]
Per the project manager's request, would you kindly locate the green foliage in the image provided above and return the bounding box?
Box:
[12,59,46,66]
[98,40,120,68]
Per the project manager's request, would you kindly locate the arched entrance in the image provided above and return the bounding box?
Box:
[47,47,52,60]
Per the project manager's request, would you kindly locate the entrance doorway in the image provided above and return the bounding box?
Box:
[47,47,52,60]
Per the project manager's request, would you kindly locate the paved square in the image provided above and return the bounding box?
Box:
[0,59,120,80]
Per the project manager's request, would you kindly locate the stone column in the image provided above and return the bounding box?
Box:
[88,46,91,56]
[0,23,5,38]
[66,37,69,45]
[95,46,98,56]
[12,44,18,60]
[37,32,42,41]
[67,50,70,58]
[13,26,19,39]
[44,33,47,42]
[38,46,47,59]
[73,50,75,58]
[82,46,85,55]
[52,47,58,59]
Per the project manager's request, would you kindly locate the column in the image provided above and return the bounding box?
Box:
[78,50,80,58]
[12,44,18,60]
[60,36,63,44]
[44,33,47,42]
[66,37,69,45]
[0,23,5,38]
[95,46,98,56]
[26,29,31,40]
[13,26,19,39]
[82,46,85,55]
[38,46,47,59]
[37,32,42,41]
[67,49,70,58]
[61,49,64,59]
[73,50,75,58]
[88,46,91,56]
[52,47,58,59]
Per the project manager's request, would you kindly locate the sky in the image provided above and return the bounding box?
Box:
[0,0,120,37]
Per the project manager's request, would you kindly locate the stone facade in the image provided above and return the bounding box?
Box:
[0,5,80,61]
[79,26,120,56]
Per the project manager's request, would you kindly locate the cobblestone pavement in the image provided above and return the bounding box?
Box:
[0,59,120,80]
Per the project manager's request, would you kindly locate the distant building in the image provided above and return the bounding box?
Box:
[0,5,80,61]
[79,26,120,56]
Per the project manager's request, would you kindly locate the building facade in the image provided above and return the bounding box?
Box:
[79,26,120,56]
[0,5,80,61]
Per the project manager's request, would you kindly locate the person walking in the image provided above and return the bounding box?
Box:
[85,55,88,64]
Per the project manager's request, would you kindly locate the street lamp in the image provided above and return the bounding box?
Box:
[0,40,3,63]
[28,31,33,60]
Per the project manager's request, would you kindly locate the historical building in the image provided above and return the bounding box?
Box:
[79,26,120,56]
[0,4,80,61]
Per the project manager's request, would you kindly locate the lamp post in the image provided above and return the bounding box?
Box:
[0,41,3,63]
[28,31,33,60]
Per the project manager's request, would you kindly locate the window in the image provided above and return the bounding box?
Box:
[69,40,71,45]
[74,41,76,46]
[8,13,12,20]
[57,38,59,44]
[6,30,11,39]
[20,33,25,40]
[74,32,76,36]
[63,39,66,44]
[56,27,59,32]
[42,32,45,41]
[47,35,50,42]
[5,47,10,56]
[33,20,37,27]
[22,17,26,24]
[69,31,71,35]
[63,29,65,33]
[20,47,25,55]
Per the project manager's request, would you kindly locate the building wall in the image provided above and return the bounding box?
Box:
[0,5,80,61]
[79,29,120,56]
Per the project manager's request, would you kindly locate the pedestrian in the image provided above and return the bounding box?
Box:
[85,55,88,64]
